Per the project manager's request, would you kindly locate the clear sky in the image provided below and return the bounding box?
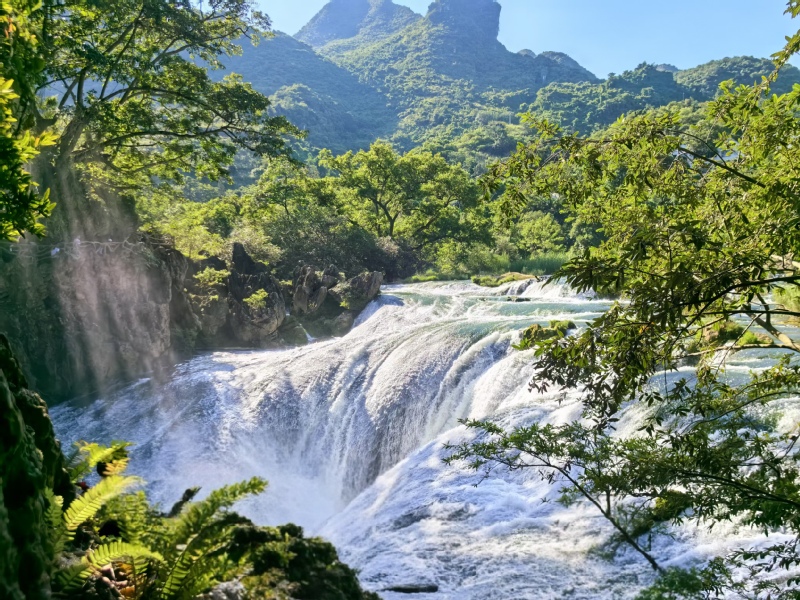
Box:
[260,0,798,77]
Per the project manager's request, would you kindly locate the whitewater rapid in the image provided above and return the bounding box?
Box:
[50,280,786,599]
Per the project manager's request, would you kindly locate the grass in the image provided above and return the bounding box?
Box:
[510,252,569,276]
[403,269,469,283]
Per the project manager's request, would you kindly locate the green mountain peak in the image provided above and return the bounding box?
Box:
[426,0,502,40]
[296,0,421,50]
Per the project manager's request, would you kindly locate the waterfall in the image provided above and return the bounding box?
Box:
[50,280,783,599]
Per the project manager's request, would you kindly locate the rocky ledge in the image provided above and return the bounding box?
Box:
[279,263,383,342]
[0,238,383,401]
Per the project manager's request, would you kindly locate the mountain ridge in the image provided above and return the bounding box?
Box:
[217,0,800,165]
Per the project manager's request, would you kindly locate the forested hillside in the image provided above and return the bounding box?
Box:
[219,0,800,167]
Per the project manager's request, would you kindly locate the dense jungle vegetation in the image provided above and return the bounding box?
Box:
[2,0,800,597]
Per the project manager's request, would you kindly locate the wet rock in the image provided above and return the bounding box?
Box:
[278,315,310,346]
[331,311,356,336]
[0,335,72,600]
[515,320,577,351]
[292,265,329,316]
[329,272,383,312]
[384,584,440,594]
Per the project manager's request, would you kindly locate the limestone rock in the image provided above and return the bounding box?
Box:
[0,335,72,600]
[331,311,356,336]
[226,244,286,347]
[329,271,383,311]
[321,264,340,289]
[292,265,329,316]
[194,581,247,600]
[278,316,310,346]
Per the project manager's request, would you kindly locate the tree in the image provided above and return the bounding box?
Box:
[0,0,56,240]
[36,0,301,197]
[516,210,564,256]
[450,4,800,596]
[320,141,488,251]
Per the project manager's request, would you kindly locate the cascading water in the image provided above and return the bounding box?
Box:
[50,280,787,599]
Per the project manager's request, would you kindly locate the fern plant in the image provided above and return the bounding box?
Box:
[50,442,268,600]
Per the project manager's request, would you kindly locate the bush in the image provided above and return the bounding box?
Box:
[510,252,569,276]
[260,205,396,279]
[514,320,577,350]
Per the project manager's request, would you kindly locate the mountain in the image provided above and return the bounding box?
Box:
[326,0,599,157]
[217,0,800,164]
[296,0,421,52]
[675,56,800,97]
[528,59,800,133]
[222,33,396,153]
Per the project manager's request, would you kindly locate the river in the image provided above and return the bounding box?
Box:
[50,280,788,598]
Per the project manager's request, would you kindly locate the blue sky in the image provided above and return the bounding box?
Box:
[261,0,798,77]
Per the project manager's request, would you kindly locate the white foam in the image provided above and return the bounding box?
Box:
[49,282,786,598]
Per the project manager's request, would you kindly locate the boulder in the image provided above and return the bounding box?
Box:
[185,256,230,344]
[321,264,340,289]
[329,272,384,312]
[225,244,286,347]
[277,315,310,346]
[331,311,356,336]
[385,584,440,594]
[292,265,329,316]
[195,581,247,600]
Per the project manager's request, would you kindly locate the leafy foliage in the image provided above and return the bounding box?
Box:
[449,7,800,596]
[142,142,491,280]
[47,442,375,599]
[37,0,301,198]
[0,0,56,240]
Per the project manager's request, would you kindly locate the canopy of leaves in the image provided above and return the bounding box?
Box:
[38,0,301,194]
[0,0,56,240]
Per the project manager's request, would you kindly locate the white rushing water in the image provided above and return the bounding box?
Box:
[50,280,790,599]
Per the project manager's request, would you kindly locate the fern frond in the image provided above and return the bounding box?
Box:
[56,542,162,592]
[167,478,266,549]
[64,475,141,536]
[168,552,234,600]
[44,488,67,554]
[160,537,233,600]
[104,491,154,545]
[68,441,132,481]
[98,456,130,477]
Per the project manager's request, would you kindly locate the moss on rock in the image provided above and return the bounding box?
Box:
[0,335,72,600]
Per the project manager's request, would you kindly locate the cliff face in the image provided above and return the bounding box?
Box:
[0,239,287,402]
[0,335,72,600]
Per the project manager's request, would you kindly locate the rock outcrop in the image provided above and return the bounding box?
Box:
[329,271,384,312]
[283,265,383,340]
[0,335,72,600]
[0,238,287,401]
[0,240,379,400]
[225,244,286,346]
[292,265,333,316]
[296,0,420,50]
[0,234,188,401]
[427,0,501,41]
